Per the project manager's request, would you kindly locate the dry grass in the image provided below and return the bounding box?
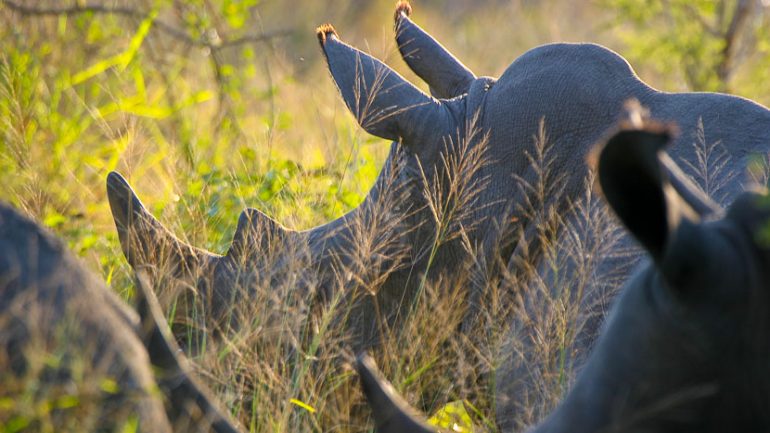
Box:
[1,1,769,433]
[99,112,631,433]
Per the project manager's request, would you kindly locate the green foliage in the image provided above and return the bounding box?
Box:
[0,0,377,261]
[72,10,157,85]
[222,0,261,29]
[602,0,770,98]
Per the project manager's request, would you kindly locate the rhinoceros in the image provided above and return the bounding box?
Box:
[106,0,770,424]
[107,1,769,330]
[356,121,770,433]
[0,202,242,432]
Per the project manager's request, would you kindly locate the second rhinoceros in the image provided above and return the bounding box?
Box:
[356,120,770,433]
[0,202,242,432]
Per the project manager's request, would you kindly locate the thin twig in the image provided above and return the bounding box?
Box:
[1,0,292,49]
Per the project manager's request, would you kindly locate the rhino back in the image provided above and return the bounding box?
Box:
[484,42,770,208]
[0,203,172,432]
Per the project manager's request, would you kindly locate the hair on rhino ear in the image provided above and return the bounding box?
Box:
[394,0,476,99]
[316,22,456,150]
[394,0,412,19]
[356,354,436,433]
[133,271,243,433]
[595,120,702,262]
[106,171,220,277]
[316,23,338,45]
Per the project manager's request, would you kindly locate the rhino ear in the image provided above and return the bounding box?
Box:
[597,124,699,262]
[226,208,291,260]
[394,1,475,98]
[106,171,219,278]
[356,354,436,433]
[317,24,456,150]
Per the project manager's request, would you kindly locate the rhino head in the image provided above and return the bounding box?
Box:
[105,3,507,346]
[534,117,770,433]
[354,120,770,432]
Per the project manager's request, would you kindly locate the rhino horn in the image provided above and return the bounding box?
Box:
[596,120,701,262]
[106,171,219,277]
[226,208,291,261]
[394,1,476,98]
[356,353,436,433]
[317,24,455,149]
[134,270,243,433]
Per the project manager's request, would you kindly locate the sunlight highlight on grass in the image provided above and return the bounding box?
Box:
[428,400,474,432]
[289,398,317,414]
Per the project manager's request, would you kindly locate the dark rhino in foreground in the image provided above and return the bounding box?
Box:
[355,121,770,432]
[0,202,242,432]
[106,1,769,345]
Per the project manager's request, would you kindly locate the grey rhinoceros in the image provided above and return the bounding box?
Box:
[356,121,770,433]
[106,0,770,424]
[0,202,243,433]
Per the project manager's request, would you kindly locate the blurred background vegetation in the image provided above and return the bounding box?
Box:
[0,0,768,430]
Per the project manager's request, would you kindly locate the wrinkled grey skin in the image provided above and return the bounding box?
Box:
[0,202,242,433]
[356,123,770,433]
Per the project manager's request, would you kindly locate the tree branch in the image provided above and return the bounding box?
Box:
[717,0,756,89]
[1,0,292,49]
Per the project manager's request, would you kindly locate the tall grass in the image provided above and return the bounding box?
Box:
[1,1,769,433]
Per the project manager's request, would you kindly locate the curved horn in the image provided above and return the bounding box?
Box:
[134,271,243,433]
[356,354,436,433]
[317,24,456,149]
[226,208,291,261]
[394,1,476,98]
[106,171,219,277]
